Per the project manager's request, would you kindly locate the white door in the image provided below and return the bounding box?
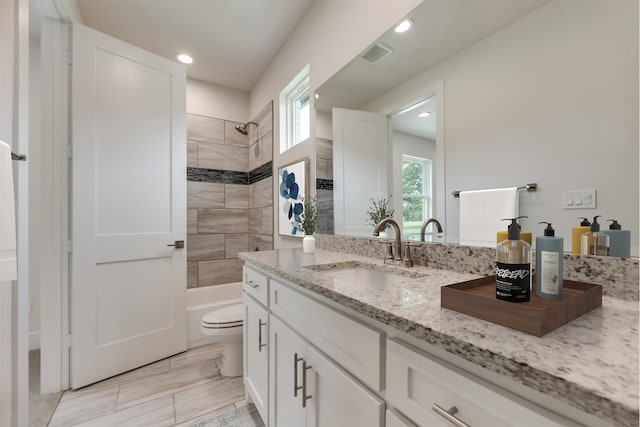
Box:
[70,24,186,388]
[332,108,389,236]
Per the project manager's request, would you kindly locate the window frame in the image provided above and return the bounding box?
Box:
[280,65,310,153]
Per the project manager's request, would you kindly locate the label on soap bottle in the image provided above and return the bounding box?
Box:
[496,262,531,302]
[540,251,560,295]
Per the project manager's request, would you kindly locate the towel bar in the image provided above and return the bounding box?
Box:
[452,183,537,198]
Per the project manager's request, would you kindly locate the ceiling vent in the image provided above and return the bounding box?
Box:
[361,42,394,63]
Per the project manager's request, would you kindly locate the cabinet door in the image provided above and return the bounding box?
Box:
[244,294,269,424]
[306,344,384,427]
[269,317,307,427]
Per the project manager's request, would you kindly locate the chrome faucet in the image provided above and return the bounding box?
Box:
[373,218,409,265]
[420,218,443,242]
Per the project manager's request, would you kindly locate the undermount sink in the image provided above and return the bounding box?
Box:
[305,261,429,283]
[305,261,428,306]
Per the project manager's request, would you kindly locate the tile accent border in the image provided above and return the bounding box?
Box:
[316,178,333,190]
[249,162,273,185]
[188,161,273,186]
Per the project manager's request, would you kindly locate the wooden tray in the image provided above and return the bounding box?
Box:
[441,276,602,336]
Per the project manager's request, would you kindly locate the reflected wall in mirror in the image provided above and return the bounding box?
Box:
[391,96,439,241]
[315,0,639,256]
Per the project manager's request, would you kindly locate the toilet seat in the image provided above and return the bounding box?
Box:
[201,304,243,329]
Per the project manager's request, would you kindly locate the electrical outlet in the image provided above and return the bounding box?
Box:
[562,190,596,209]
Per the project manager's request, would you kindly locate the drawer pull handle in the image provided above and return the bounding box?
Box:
[246,280,259,289]
[302,360,312,408]
[294,353,303,397]
[432,404,470,427]
[258,319,267,352]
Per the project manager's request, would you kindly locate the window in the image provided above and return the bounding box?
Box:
[280,65,310,153]
[402,155,432,238]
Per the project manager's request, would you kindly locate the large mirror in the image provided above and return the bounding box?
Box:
[314,0,639,256]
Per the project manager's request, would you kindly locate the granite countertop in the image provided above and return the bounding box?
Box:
[239,248,639,427]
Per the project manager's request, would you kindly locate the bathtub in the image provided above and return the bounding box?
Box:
[186,282,242,348]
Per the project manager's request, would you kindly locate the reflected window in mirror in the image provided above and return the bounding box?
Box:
[402,155,432,240]
[280,64,310,153]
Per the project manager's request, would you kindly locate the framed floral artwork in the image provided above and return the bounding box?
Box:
[278,159,307,237]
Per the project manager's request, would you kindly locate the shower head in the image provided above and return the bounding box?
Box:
[234,121,258,136]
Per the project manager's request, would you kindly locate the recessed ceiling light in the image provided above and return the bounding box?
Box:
[418,111,431,118]
[315,93,319,99]
[176,53,193,64]
[394,19,413,33]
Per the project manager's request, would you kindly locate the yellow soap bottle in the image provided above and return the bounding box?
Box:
[571,217,591,254]
[497,230,532,245]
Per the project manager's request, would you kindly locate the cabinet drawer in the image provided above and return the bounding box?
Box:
[386,338,577,427]
[243,266,268,306]
[270,279,383,392]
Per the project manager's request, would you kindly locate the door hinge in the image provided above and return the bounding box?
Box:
[64,49,72,65]
[65,144,72,159]
[63,239,73,253]
[63,333,73,348]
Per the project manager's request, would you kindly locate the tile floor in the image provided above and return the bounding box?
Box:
[41,344,249,427]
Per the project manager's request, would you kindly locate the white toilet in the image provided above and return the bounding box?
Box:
[200,303,244,377]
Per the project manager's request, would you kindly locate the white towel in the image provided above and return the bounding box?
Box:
[0,140,17,282]
[459,187,519,247]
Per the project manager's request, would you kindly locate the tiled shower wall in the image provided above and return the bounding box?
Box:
[186,102,274,288]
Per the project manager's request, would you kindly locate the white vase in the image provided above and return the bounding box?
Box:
[303,235,316,253]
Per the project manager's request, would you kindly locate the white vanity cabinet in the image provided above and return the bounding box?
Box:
[269,315,385,427]
[243,266,270,424]
[386,338,578,427]
[242,261,593,427]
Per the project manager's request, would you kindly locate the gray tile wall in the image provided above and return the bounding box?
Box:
[186,103,273,288]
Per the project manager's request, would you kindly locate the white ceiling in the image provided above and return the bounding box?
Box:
[315,0,550,140]
[74,0,315,92]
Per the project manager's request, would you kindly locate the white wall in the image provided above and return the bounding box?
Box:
[187,78,249,121]
[316,110,332,140]
[249,0,422,248]
[364,0,639,255]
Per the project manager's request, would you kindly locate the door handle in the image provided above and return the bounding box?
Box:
[302,360,312,408]
[432,404,470,427]
[258,319,267,352]
[167,240,184,249]
[294,353,303,397]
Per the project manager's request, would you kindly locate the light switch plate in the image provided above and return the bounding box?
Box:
[562,190,596,209]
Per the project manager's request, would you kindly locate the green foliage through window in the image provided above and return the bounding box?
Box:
[402,156,432,236]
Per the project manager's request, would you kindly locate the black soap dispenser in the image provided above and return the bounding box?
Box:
[496,216,531,302]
